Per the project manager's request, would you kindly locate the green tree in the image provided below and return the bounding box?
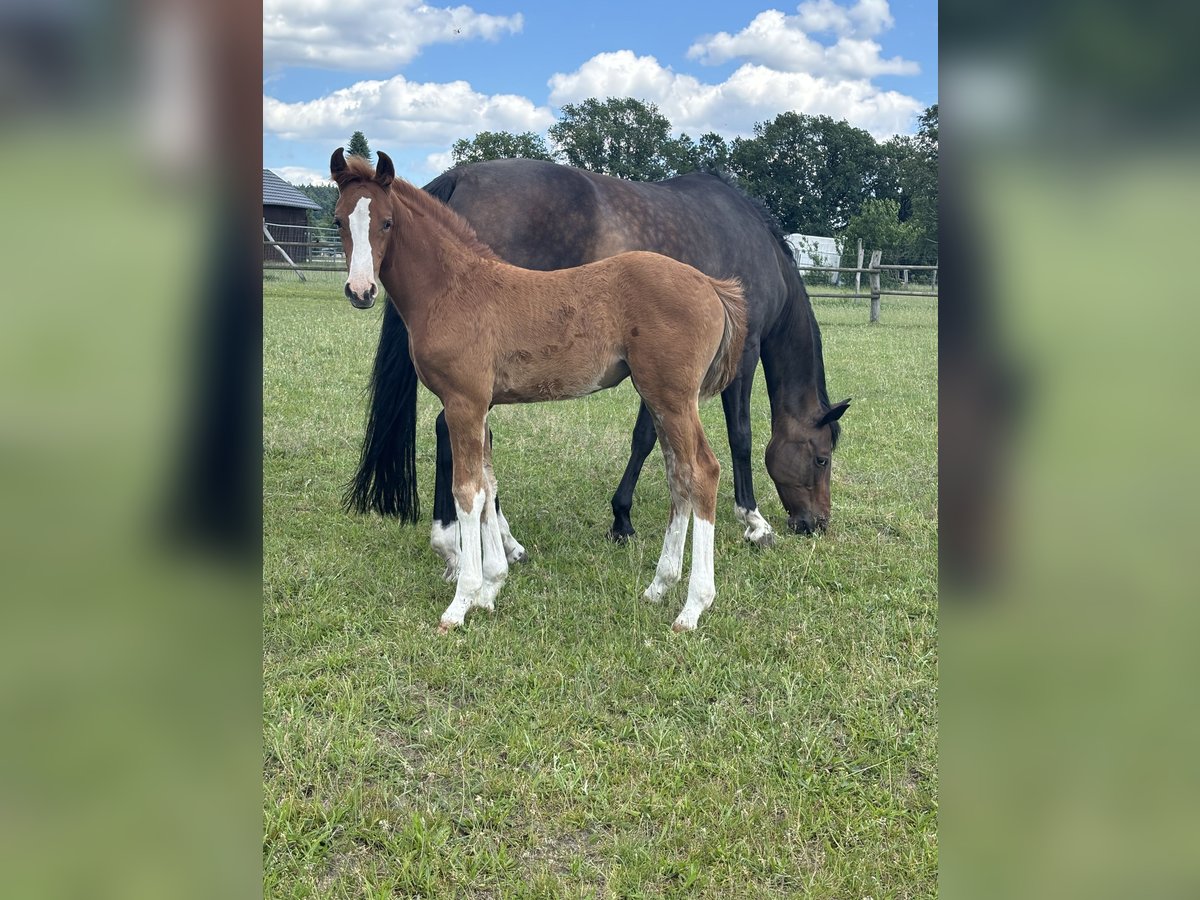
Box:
[451,130,554,166]
[348,130,372,160]
[294,182,338,230]
[839,198,921,269]
[729,112,883,234]
[549,97,680,181]
[666,131,731,174]
[876,104,938,263]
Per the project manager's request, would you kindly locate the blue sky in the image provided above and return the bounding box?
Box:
[264,0,937,185]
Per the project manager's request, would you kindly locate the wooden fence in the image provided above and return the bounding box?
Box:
[798,243,937,323]
[263,221,345,282]
[264,224,937,324]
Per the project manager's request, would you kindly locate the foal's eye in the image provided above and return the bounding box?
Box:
[815,456,829,468]
[383,219,393,231]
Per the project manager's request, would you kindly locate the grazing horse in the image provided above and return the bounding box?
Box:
[344,158,849,578]
[331,148,747,632]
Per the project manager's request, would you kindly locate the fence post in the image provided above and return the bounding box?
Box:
[263,220,306,282]
[868,249,882,323]
[856,239,864,295]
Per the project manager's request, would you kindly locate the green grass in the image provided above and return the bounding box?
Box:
[263,279,937,898]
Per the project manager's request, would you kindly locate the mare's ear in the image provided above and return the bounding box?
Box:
[375,151,395,189]
[816,399,851,427]
[330,147,348,184]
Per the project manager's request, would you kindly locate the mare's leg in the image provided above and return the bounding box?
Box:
[673,413,721,632]
[609,402,657,542]
[431,410,459,581]
[438,402,490,633]
[722,344,774,547]
[642,411,693,603]
[478,425,509,611]
[433,415,528,581]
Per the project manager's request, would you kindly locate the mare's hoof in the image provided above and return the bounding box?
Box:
[745,527,776,548]
[608,528,635,545]
[506,547,529,564]
[437,621,456,635]
[671,618,697,633]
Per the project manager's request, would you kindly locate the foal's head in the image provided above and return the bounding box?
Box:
[765,398,851,534]
[330,147,398,309]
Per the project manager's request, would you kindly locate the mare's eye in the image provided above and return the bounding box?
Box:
[332,218,342,229]
[815,457,829,468]
[383,219,393,231]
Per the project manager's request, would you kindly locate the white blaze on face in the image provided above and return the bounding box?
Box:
[346,196,375,295]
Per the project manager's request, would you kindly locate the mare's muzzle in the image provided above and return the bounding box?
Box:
[787,512,828,535]
[345,282,378,309]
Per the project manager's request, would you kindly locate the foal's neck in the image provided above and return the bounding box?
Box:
[380,180,492,320]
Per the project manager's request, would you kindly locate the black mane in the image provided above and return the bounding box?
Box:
[699,168,840,448]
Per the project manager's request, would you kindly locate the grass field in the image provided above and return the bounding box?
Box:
[263,278,937,898]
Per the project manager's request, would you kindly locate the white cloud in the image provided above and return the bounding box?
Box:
[264,74,555,148]
[263,0,523,71]
[271,166,331,186]
[686,2,916,80]
[548,51,921,140]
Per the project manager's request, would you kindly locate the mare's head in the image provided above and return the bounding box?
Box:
[765,398,851,534]
[330,147,398,309]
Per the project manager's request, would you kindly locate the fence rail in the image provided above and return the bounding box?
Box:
[263,225,937,323]
[796,249,937,323]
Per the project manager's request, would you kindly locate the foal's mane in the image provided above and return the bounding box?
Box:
[338,156,500,262]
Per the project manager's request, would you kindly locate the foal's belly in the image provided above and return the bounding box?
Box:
[491,354,630,404]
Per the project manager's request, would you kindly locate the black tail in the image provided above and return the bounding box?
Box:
[342,167,464,521]
[342,300,420,521]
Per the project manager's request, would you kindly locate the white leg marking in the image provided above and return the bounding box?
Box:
[477,494,508,611]
[644,509,689,602]
[430,520,459,581]
[735,505,775,547]
[439,490,484,631]
[674,518,716,631]
[495,503,528,564]
[346,196,374,295]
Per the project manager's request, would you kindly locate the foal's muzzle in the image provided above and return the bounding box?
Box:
[345,282,378,309]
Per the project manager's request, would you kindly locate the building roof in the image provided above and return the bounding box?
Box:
[263,169,321,210]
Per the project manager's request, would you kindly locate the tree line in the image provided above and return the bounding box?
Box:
[296,102,938,269]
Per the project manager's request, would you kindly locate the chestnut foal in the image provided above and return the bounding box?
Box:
[330,148,746,632]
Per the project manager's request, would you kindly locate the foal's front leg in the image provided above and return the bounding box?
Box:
[432,412,527,582]
[438,410,486,632]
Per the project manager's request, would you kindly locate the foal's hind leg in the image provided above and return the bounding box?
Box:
[643,411,693,603]
[673,413,721,632]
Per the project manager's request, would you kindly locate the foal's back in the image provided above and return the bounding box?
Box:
[456,251,732,406]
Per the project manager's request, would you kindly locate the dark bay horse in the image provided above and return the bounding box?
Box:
[332,149,746,631]
[344,157,849,577]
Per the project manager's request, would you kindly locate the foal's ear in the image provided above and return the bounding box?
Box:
[330,147,348,182]
[816,399,851,427]
[375,151,395,189]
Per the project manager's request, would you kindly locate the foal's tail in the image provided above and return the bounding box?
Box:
[700,277,748,398]
[342,303,421,522]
